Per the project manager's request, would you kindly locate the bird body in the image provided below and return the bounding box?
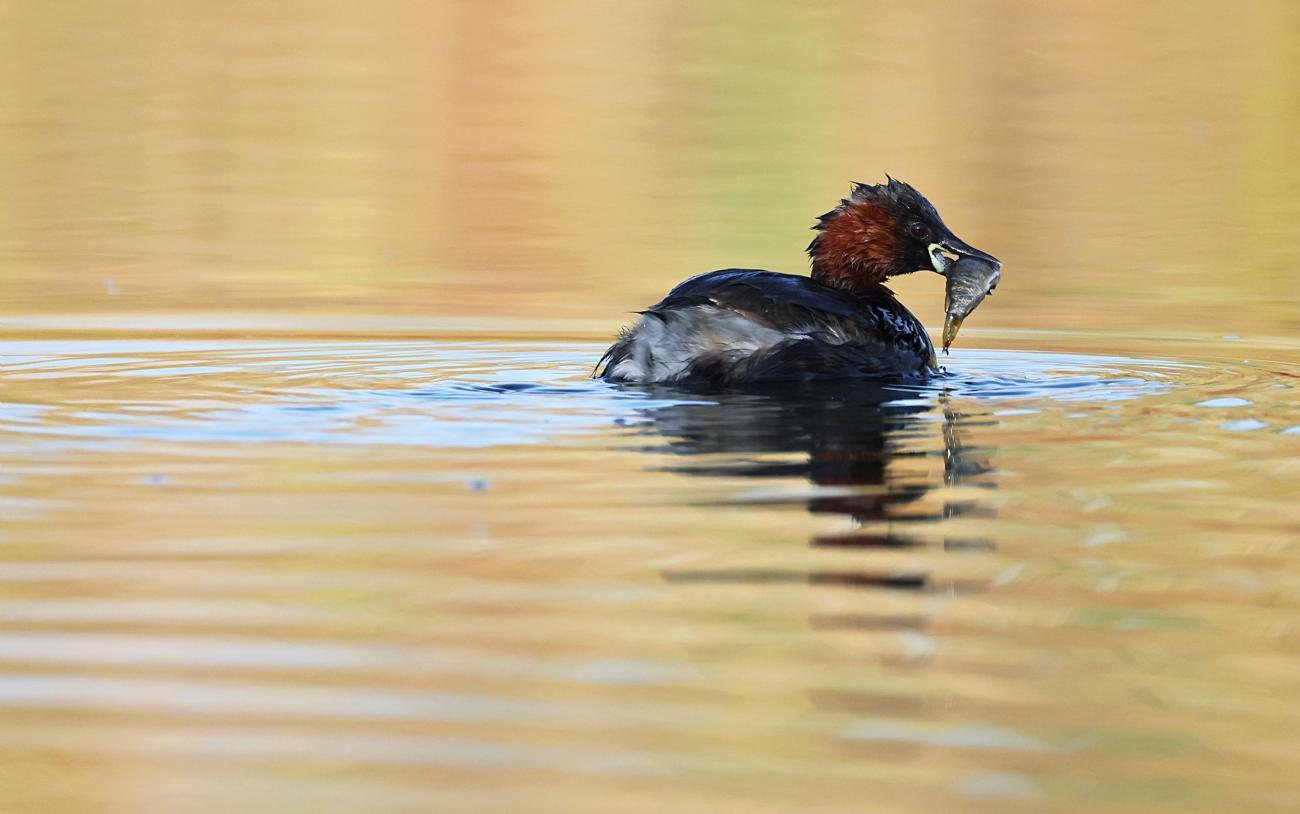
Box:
[597,179,999,385]
[598,269,933,384]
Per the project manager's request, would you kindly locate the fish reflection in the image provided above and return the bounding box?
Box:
[637,381,997,584]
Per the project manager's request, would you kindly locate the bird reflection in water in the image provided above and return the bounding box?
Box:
[633,380,998,595]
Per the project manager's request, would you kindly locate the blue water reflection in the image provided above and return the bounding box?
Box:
[0,341,1188,450]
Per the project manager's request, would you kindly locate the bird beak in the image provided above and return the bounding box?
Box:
[941,232,998,270]
[930,232,1000,276]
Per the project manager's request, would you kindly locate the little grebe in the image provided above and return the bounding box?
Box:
[597,178,999,384]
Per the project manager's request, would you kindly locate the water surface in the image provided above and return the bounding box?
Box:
[1,331,1298,812]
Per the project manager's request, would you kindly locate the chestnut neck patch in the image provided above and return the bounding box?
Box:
[808,201,903,293]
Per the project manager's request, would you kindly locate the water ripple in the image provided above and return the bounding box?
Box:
[0,341,1262,450]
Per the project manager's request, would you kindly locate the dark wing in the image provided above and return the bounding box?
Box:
[653,269,932,350]
[600,269,934,384]
[651,269,885,341]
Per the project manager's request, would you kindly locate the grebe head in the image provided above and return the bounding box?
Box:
[807,177,999,293]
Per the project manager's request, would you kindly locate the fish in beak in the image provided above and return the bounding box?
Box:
[942,254,1001,352]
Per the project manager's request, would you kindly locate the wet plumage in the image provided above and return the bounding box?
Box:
[597,269,934,383]
[598,178,999,385]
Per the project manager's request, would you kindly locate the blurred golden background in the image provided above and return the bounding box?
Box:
[1,1,1298,336]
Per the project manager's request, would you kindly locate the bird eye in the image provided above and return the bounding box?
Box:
[907,222,931,241]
